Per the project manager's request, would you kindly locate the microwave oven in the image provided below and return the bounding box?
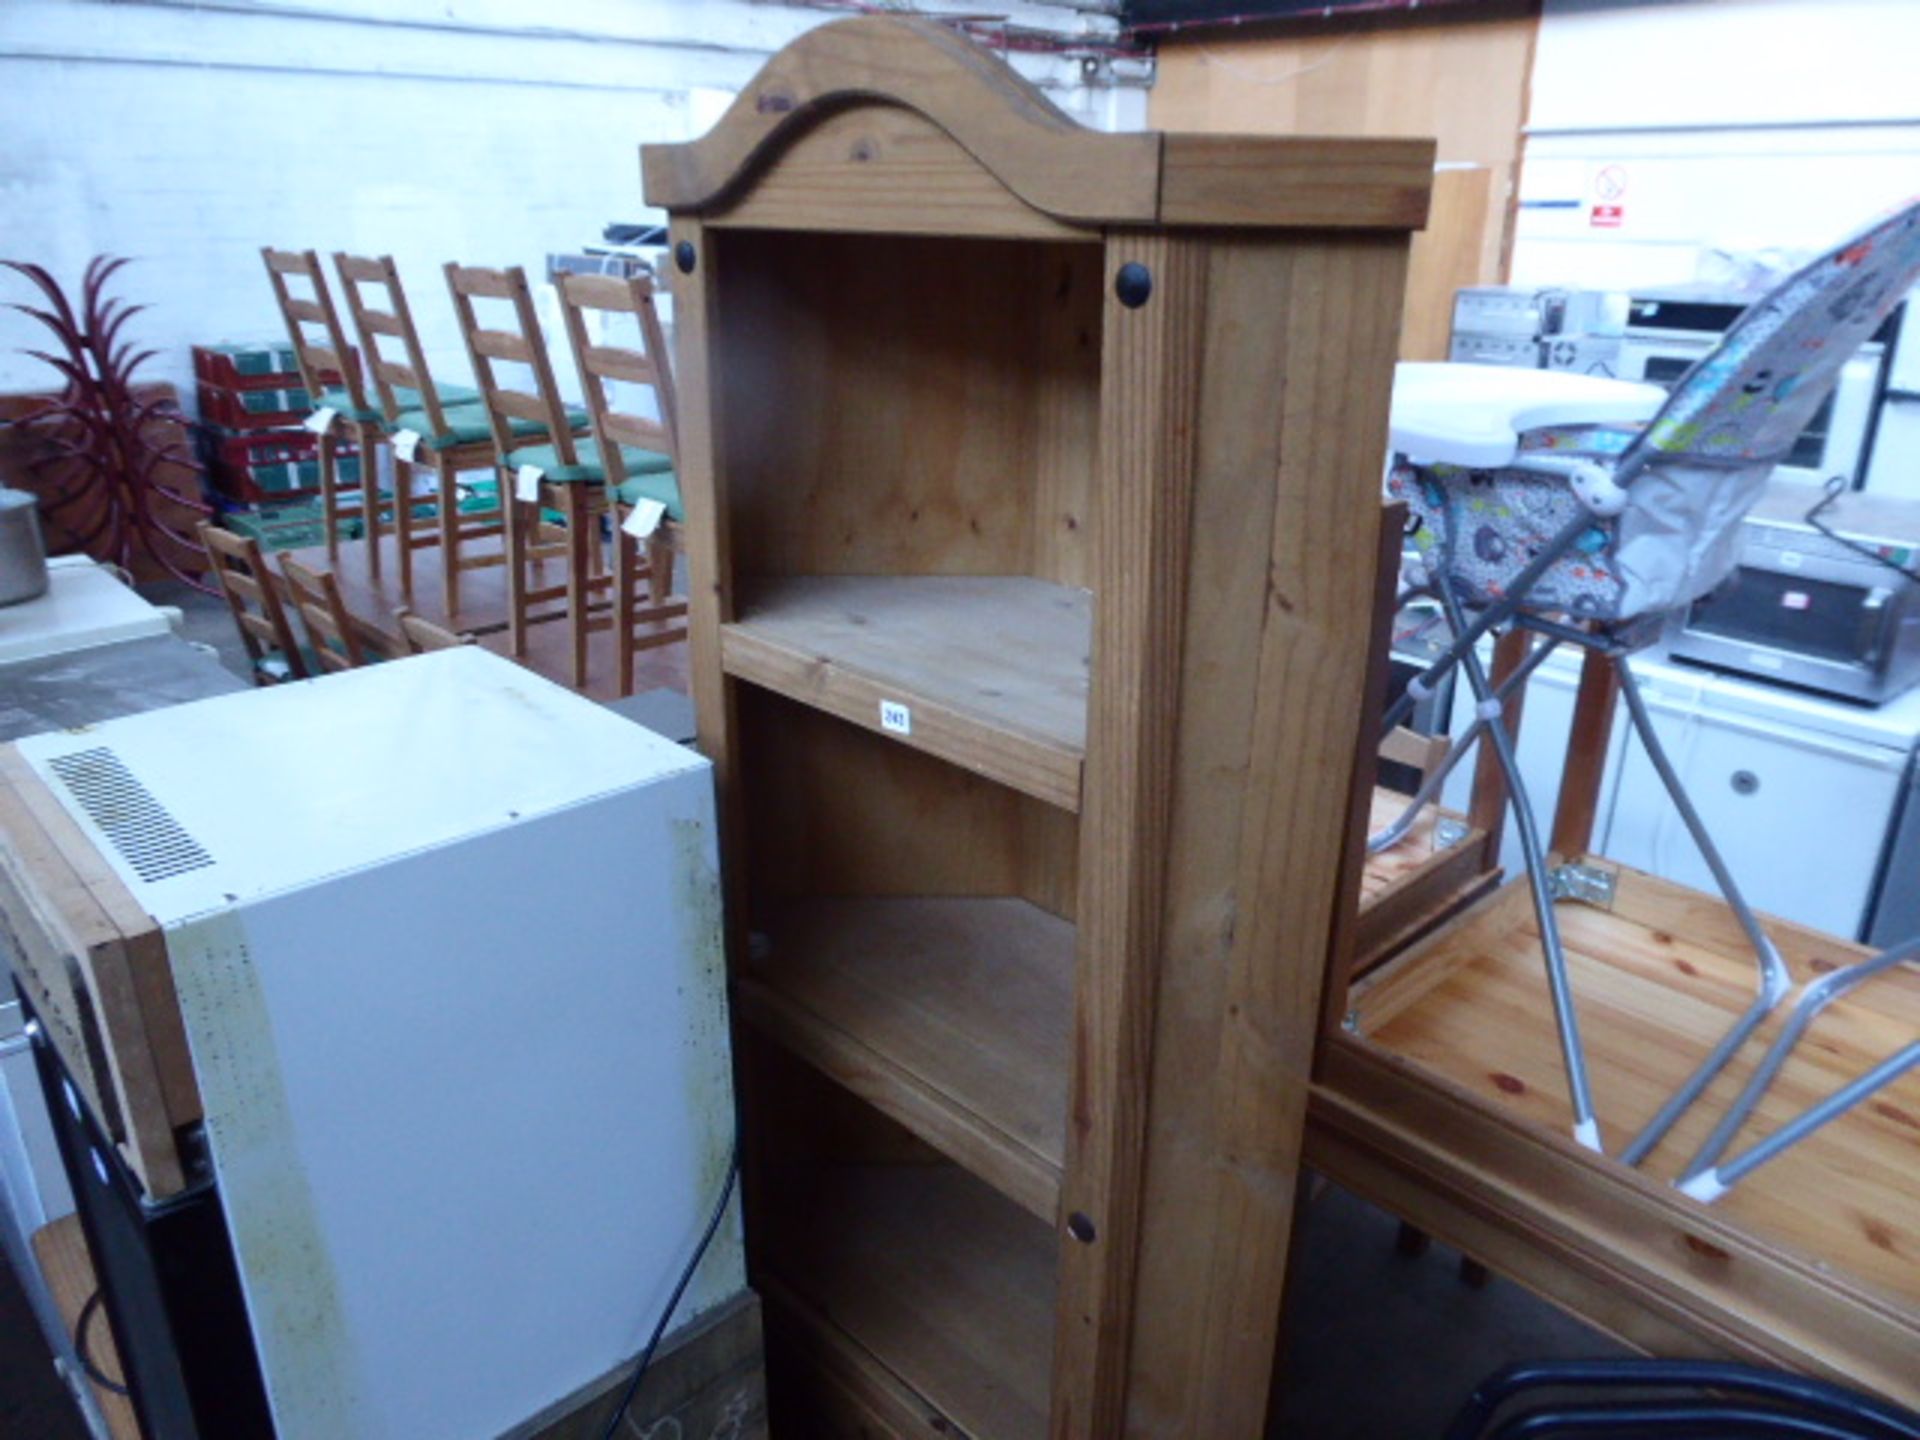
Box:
[1619,293,1892,489]
[1669,489,1920,704]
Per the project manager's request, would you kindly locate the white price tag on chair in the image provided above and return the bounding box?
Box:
[515,464,544,503]
[303,406,337,435]
[621,498,667,539]
[391,428,422,463]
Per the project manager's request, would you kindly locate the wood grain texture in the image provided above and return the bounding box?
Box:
[1401,166,1497,361]
[1121,234,1408,1436]
[1156,133,1434,230]
[32,1217,139,1440]
[740,896,1072,1222]
[712,230,1101,588]
[645,16,1158,225]
[1050,233,1206,1439]
[723,576,1089,812]
[0,752,187,1198]
[735,689,1077,923]
[707,103,1088,242]
[1322,868,1920,1404]
[763,1163,1057,1440]
[1467,626,1534,859]
[1148,1,1537,269]
[1551,647,1623,858]
[1311,1032,1920,1409]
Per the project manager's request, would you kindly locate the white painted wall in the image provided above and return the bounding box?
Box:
[0,0,1146,405]
[1513,0,1920,290]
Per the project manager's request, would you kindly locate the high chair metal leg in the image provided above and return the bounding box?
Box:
[1615,660,1793,1167]
[1676,934,1920,1202]
[1437,585,1602,1151]
[1369,636,1561,856]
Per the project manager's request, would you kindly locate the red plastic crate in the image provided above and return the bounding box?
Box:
[197,382,314,429]
[192,341,356,391]
[204,427,361,506]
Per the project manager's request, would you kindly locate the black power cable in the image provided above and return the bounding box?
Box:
[1806,474,1920,584]
[597,1144,740,1440]
[74,1288,130,1397]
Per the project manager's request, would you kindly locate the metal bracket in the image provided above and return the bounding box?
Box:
[1434,818,1471,850]
[1548,862,1618,909]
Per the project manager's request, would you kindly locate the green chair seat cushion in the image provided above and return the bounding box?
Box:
[613,470,684,525]
[507,438,674,487]
[318,384,480,427]
[388,401,589,451]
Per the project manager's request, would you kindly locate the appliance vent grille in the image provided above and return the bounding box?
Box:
[45,747,215,883]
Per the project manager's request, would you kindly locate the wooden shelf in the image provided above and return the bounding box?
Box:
[1354,787,1495,976]
[32,1216,140,1440]
[722,576,1090,811]
[738,896,1072,1221]
[763,1162,1056,1440]
[1316,865,1920,1404]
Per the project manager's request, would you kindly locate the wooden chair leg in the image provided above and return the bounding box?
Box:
[564,486,591,690]
[320,426,341,559]
[362,423,383,581]
[647,530,676,605]
[439,454,461,621]
[395,453,416,599]
[615,524,636,700]
[504,467,530,659]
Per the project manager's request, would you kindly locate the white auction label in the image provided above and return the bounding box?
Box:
[515,464,544,503]
[303,406,337,435]
[621,498,667,539]
[879,700,912,735]
[391,428,422,463]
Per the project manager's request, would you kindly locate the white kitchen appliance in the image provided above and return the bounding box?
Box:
[7,647,742,1440]
[1618,290,1891,489]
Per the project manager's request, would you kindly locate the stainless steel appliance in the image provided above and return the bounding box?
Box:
[1669,485,1920,704]
[1449,286,1627,375]
[1620,290,1893,489]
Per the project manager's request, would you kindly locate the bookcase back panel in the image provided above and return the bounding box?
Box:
[713,230,1101,588]
[735,688,1078,920]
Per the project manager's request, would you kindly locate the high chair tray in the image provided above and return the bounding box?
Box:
[1311,863,1920,1407]
[1390,362,1666,468]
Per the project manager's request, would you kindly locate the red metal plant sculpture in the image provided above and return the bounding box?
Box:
[3,256,211,589]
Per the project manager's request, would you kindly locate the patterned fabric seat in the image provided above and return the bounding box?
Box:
[1390,199,1920,623]
[1374,198,1920,1188]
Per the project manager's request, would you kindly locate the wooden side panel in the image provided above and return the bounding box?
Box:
[707,104,1088,242]
[735,689,1077,920]
[1148,2,1537,281]
[0,754,188,1198]
[712,230,1102,587]
[1051,234,1207,1439]
[1121,233,1409,1435]
[1310,1037,1920,1409]
[1401,166,1496,361]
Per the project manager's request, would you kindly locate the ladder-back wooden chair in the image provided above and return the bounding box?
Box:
[278,554,367,673]
[331,253,501,614]
[260,248,387,573]
[393,606,474,654]
[444,262,607,688]
[199,521,309,684]
[554,271,689,698]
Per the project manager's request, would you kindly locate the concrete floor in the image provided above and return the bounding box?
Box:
[0,583,1626,1436]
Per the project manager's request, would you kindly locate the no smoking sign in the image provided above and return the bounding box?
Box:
[1591,164,1627,228]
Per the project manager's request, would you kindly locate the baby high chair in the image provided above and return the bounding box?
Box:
[1378,198,1920,1189]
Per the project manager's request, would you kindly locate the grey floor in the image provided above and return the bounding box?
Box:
[0,585,1625,1436]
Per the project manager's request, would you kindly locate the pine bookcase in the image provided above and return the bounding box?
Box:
[644,18,1431,1435]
